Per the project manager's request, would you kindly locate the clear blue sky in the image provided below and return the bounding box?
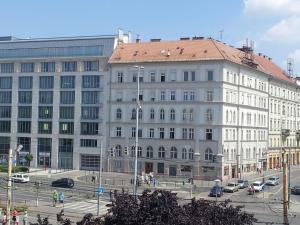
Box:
[1,0,299,74]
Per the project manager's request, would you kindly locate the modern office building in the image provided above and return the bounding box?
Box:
[108,37,300,181]
[0,31,131,170]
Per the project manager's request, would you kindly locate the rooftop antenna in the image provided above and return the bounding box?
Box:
[287,58,294,77]
[219,30,224,41]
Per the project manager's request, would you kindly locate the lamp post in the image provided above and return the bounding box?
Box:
[97,140,103,216]
[133,65,144,198]
[6,145,23,225]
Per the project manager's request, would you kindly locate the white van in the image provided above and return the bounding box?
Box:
[11,173,30,183]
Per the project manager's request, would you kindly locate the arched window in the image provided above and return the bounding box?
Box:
[116,108,122,119]
[131,109,136,120]
[138,108,143,119]
[158,146,165,158]
[188,148,194,160]
[138,146,142,157]
[205,148,213,161]
[115,145,122,157]
[170,109,176,120]
[170,147,177,159]
[160,109,165,120]
[146,146,153,158]
[182,109,187,120]
[190,109,194,121]
[182,148,187,159]
[150,108,155,120]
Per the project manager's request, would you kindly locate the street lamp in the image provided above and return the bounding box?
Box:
[133,65,144,198]
[6,145,23,225]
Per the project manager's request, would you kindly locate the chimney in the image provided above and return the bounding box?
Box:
[192,36,204,40]
[136,34,141,43]
[150,38,161,42]
[180,37,190,41]
[258,53,262,56]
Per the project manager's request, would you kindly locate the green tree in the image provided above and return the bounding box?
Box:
[25,153,33,166]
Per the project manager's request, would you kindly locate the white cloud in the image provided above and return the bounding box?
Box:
[244,0,300,14]
[263,16,300,43]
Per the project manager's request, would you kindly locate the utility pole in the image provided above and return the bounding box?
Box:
[236,154,240,179]
[283,150,289,225]
[6,148,13,225]
[97,141,103,216]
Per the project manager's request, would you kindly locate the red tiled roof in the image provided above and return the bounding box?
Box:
[109,38,293,84]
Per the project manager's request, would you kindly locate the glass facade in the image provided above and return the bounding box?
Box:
[58,139,73,169]
[37,138,51,167]
[0,136,10,159]
[0,63,14,73]
[19,77,32,89]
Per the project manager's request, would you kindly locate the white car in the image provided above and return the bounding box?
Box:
[223,182,240,193]
[11,173,29,183]
[265,176,279,186]
[251,181,264,192]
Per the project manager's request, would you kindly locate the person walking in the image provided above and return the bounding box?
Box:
[53,190,58,207]
[59,192,65,206]
[12,208,18,225]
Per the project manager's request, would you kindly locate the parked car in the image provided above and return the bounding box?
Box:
[237,179,249,189]
[265,176,280,186]
[11,173,29,183]
[291,186,300,195]
[252,181,264,192]
[209,185,223,197]
[51,178,74,188]
[224,182,240,193]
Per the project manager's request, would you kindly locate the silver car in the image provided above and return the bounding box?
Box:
[224,182,239,193]
[265,176,279,186]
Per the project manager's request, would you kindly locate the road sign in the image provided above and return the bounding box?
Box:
[98,187,104,193]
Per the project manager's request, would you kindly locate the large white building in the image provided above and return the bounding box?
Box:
[0,31,130,170]
[108,37,300,181]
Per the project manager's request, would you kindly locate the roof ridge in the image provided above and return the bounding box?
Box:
[210,39,226,60]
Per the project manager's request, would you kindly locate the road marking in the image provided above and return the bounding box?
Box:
[62,201,109,215]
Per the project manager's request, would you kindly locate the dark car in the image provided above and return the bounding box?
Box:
[51,178,74,188]
[209,185,223,197]
[237,179,249,189]
[291,186,300,195]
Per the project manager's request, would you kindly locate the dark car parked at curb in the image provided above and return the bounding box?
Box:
[52,178,74,188]
[291,186,300,195]
[209,185,223,197]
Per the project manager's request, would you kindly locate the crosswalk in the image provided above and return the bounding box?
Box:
[62,200,110,215]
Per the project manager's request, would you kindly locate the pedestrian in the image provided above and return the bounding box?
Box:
[109,189,113,202]
[53,190,58,207]
[59,192,65,206]
[2,210,7,225]
[12,208,18,225]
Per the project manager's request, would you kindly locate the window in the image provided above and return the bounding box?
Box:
[84,61,98,71]
[0,121,10,132]
[60,107,74,119]
[81,107,99,119]
[157,162,164,174]
[206,109,213,121]
[115,145,122,157]
[116,127,122,137]
[183,91,188,101]
[39,106,52,119]
[80,139,97,148]
[150,72,156,82]
[170,147,177,159]
[188,148,194,160]
[21,63,34,73]
[146,146,153,158]
[160,91,165,101]
[158,146,165,158]
[160,72,165,82]
[19,91,32,104]
[82,91,99,104]
[189,128,194,140]
[205,148,213,160]
[207,91,213,101]
[0,63,14,73]
[138,146,142,157]
[138,108,143,119]
[150,109,155,120]
[159,128,164,139]
[170,109,175,120]
[59,122,74,134]
[82,75,100,88]
[184,71,189,81]
[207,71,213,81]
[0,92,11,103]
[0,77,12,89]
[131,109,136,120]
[18,106,31,118]
[39,91,53,104]
[191,71,196,81]
[160,109,165,120]
[37,138,52,158]
[117,72,123,83]
[170,128,175,139]
[41,62,55,72]
[81,122,98,135]
[38,122,52,134]
[116,108,122,119]
[0,106,11,118]
[17,137,31,155]
[190,109,194,121]
[182,128,188,139]
[206,129,212,140]
[170,91,176,101]
[60,91,75,104]
[61,76,75,88]
[182,109,188,121]
[131,127,136,138]
[19,77,32,89]
[62,61,77,72]
[190,91,195,101]
[149,128,154,138]
[182,148,187,159]
[17,121,31,133]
